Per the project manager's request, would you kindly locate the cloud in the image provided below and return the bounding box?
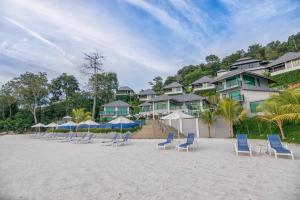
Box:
[0,0,300,91]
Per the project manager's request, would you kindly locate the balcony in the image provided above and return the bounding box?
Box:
[193,85,215,92]
[217,80,242,91]
[100,111,129,116]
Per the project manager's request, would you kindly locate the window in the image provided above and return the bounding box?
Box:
[257,78,260,87]
[118,107,128,114]
[185,101,200,110]
[228,91,242,101]
[155,102,167,110]
[243,75,255,86]
[250,101,264,113]
[106,107,115,114]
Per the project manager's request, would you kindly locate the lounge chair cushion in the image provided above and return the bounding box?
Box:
[272,147,291,154]
[179,142,192,148]
[158,141,171,146]
[238,145,250,151]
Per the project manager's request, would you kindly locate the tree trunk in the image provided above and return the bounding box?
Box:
[208,125,211,138]
[9,106,12,119]
[277,121,285,139]
[92,96,96,120]
[228,121,233,138]
[32,106,37,124]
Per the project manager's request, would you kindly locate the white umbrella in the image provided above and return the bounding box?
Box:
[46,122,58,133]
[108,116,134,132]
[161,111,193,139]
[63,116,72,121]
[31,123,45,133]
[79,120,99,133]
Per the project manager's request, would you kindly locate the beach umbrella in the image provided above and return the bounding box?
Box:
[161,111,193,139]
[60,121,78,132]
[108,116,134,132]
[31,123,45,133]
[79,120,99,133]
[63,116,72,122]
[46,122,58,133]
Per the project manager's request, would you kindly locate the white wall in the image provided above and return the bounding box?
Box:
[241,90,278,114]
[163,117,229,138]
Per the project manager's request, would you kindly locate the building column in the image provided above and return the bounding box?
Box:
[127,107,130,115]
[167,100,170,113]
[115,107,118,116]
[152,102,155,120]
[195,118,200,138]
[201,100,204,111]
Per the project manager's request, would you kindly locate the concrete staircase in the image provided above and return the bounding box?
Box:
[132,120,185,139]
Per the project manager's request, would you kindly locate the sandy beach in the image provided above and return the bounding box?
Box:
[0,135,300,200]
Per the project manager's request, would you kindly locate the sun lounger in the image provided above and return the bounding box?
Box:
[267,134,294,160]
[59,132,75,142]
[235,134,252,157]
[77,134,94,144]
[114,133,130,146]
[102,133,119,144]
[177,133,195,152]
[32,132,47,139]
[157,132,174,150]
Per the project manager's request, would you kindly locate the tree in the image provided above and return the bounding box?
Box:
[221,50,245,68]
[49,73,79,102]
[217,99,246,137]
[1,81,18,118]
[72,108,91,123]
[81,50,104,120]
[247,44,264,59]
[90,72,118,105]
[258,89,300,139]
[149,76,163,94]
[205,54,220,64]
[14,72,48,124]
[164,76,177,86]
[199,109,217,138]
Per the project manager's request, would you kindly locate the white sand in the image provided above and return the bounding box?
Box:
[0,135,300,200]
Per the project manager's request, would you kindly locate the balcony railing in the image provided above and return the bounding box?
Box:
[100,111,129,115]
[229,94,244,102]
[217,80,242,91]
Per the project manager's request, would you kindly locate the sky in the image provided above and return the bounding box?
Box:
[0,0,300,91]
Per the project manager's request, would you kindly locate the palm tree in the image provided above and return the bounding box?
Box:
[258,88,300,139]
[72,108,91,123]
[257,101,286,139]
[217,99,246,137]
[199,109,216,138]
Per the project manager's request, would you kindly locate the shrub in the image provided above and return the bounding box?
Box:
[272,69,300,86]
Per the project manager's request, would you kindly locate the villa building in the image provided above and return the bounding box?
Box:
[138,89,156,102]
[100,100,131,120]
[116,86,135,103]
[211,70,278,114]
[266,52,300,76]
[139,93,204,117]
[190,76,215,93]
[229,57,270,74]
[163,82,184,95]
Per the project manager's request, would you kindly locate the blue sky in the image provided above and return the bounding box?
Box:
[1,0,300,91]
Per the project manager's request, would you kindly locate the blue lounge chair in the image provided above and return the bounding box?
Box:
[157,132,174,150]
[235,134,252,157]
[102,133,119,145]
[177,133,195,152]
[59,132,75,142]
[115,133,130,146]
[77,134,94,144]
[267,134,294,160]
